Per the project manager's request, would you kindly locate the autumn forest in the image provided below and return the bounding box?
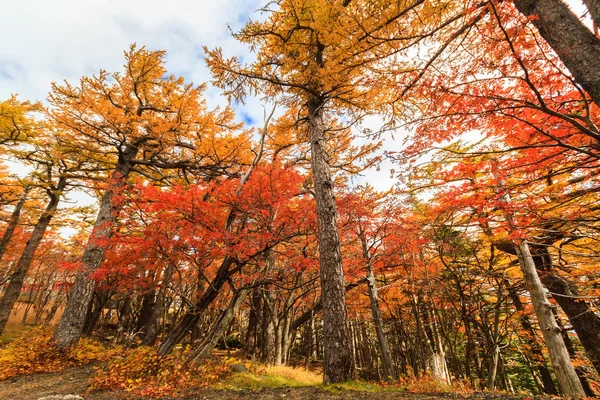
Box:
[1,0,600,398]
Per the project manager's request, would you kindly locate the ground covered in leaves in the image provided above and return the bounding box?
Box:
[0,365,526,400]
[0,328,533,400]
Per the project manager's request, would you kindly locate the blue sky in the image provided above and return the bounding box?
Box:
[0,0,263,118]
[0,0,405,195]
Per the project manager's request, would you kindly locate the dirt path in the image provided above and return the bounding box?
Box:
[0,365,96,400]
[0,366,519,400]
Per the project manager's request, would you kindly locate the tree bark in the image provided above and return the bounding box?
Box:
[54,160,133,348]
[505,279,558,395]
[0,179,65,335]
[188,287,248,364]
[157,256,241,357]
[141,264,174,345]
[513,0,600,106]
[308,97,354,384]
[366,260,397,381]
[0,186,30,261]
[513,241,584,397]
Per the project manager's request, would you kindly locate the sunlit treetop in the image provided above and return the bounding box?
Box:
[0,95,42,145]
[47,44,253,183]
[206,0,475,122]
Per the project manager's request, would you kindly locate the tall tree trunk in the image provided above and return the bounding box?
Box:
[487,345,500,391]
[54,160,133,348]
[261,286,277,364]
[245,288,262,358]
[496,174,582,396]
[505,278,558,395]
[0,179,65,334]
[188,287,249,364]
[513,0,600,106]
[513,241,584,397]
[308,97,354,384]
[141,264,174,345]
[157,256,242,357]
[0,186,30,261]
[308,309,316,360]
[365,259,397,381]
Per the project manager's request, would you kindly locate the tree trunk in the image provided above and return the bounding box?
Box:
[308,97,354,384]
[245,288,262,358]
[513,0,600,106]
[0,186,30,261]
[487,345,500,391]
[157,256,241,357]
[44,290,64,326]
[54,160,133,348]
[141,264,174,345]
[505,278,558,395]
[514,240,584,397]
[0,179,65,334]
[261,286,277,364]
[188,287,248,364]
[366,260,397,381]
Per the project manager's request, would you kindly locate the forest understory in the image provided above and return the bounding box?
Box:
[0,364,526,400]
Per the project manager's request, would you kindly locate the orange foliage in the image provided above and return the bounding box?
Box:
[90,347,233,398]
[0,328,118,380]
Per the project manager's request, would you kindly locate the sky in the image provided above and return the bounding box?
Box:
[0,0,398,197]
[1,0,262,118]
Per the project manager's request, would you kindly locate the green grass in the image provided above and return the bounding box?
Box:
[323,380,399,393]
[216,365,322,390]
[216,364,406,394]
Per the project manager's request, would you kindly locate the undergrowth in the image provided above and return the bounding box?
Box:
[90,347,235,398]
[0,328,478,398]
[0,327,118,380]
[218,364,322,390]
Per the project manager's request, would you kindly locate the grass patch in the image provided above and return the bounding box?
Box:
[217,364,322,390]
[323,380,403,393]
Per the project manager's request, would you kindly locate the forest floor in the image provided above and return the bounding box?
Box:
[0,324,528,400]
[0,362,525,400]
[0,363,529,400]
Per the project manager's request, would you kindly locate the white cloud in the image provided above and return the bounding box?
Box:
[1,0,398,196]
[0,0,264,121]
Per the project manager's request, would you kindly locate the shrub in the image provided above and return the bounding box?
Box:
[0,327,117,380]
[91,347,234,398]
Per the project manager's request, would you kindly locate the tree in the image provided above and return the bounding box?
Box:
[206,0,398,382]
[340,187,398,381]
[0,96,41,145]
[495,177,584,397]
[53,45,251,348]
[513,0,600,107]
[0,127,87,334]
[0,182,30,262]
